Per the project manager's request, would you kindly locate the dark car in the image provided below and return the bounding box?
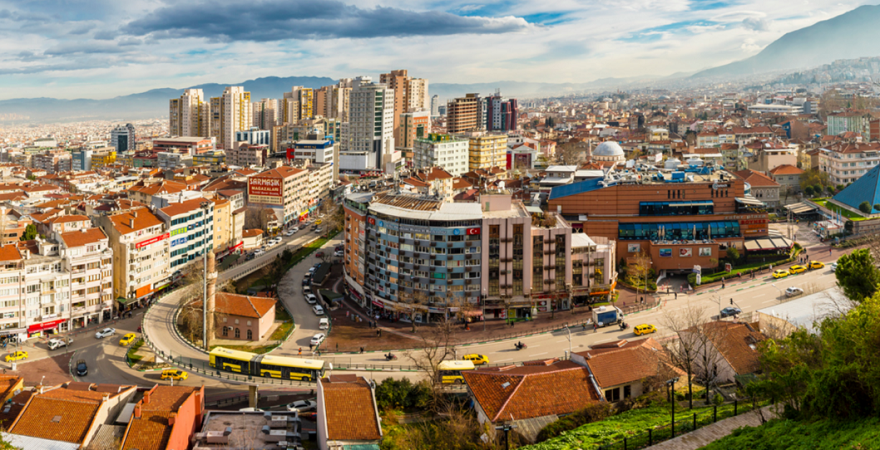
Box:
[720,307,742,318]
[245,252,256,261]
[315,252,325,258]
[302,277,310,286]
[76,359,88,376]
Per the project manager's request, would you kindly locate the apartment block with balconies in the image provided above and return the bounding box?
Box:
[57,228,114,327]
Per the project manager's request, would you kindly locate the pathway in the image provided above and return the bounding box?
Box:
[645,405,777,450]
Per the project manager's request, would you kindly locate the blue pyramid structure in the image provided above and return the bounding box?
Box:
[832,164,880,213]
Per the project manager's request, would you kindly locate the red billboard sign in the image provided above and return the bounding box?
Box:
[286,148,297,160]
[136,233,169,249]
[249,177,282,197]
[367,217,376,225]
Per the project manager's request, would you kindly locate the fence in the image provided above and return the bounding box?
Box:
[597,400,760,450]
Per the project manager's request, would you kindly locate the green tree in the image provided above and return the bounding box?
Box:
[859,201,872,214]
[804,186,814,197]
[835,248,880,302]
[726,246,740,264]
[19,224,37,241]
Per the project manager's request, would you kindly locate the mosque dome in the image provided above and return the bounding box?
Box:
[594,141,624,157]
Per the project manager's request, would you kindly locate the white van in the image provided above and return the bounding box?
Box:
[319,318,330,330]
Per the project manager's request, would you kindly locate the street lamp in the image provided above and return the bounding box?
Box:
[771,283,783,300]
[562,325,572,358]
[666,377,680,437]
[200,201,210,351]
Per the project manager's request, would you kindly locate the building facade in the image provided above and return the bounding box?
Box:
[413,134,469,177]
[466,133,507,170]
[157,198,215,272]
[446,94,481,134]
[170,89,211,137]
[342,77,396,172]
[247,166,309,227]
[212,86,252,150]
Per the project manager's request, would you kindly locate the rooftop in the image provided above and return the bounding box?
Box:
[321,376,382,442]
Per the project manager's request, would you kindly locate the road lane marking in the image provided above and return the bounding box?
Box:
[532,352,548,356]
[753,294,765,298]
[496,358,512,362]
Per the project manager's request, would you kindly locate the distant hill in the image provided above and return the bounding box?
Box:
[430,77,657,102]
[692,5,880,79]
[0,76,335,123]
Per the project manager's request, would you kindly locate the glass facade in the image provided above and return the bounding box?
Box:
[639,201,714,216]
[618,221,740,241]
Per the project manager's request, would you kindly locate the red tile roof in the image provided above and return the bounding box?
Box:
[731,170,780,187]
[158,197,213,218]
[121,386,201,450]
[196,293,276,319]
[578,338,684,388]
[769,164,804,175]
[697,321,766,375]
[109,208,164,234]
[463,362,602,422]
[0,245,21,262]
[60,228,108,248]
[321,377,382,441]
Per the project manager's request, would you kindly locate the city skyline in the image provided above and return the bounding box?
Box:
[1,0,875,100]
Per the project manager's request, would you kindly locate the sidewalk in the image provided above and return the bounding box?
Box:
[645,405,776,450]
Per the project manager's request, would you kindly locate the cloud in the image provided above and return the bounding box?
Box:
[124,0,533,42]
[742,16,769,31]
[44,41,128,56]
[15,51,46,62]
[740,37,761,52]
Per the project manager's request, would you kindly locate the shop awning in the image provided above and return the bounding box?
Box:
[744,237,794,251]
[735,197,765,206]
[117,297,136,305]
[784,202,817,215]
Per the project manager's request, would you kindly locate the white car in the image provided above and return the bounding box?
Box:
[308,266,318,274]
[310,333,325,346]
[283,229,295,237]
[312,305,324,315]
[305,294,317,304]
[334,250,344,257]
[319,318,329,330]
[303,286,312,295]
[286,400,317,412]
[785,287,804,297]
[95,328,116,339]
[254,249,265,256]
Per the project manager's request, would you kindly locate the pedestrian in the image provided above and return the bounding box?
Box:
[640,296,643,304]
[298,347,302,355]
[675,292,678,300]
[593,323,598,333]
[309,343,313,351]
[378,329,382,337]
[336,343,339,352]
[376,329,380,337]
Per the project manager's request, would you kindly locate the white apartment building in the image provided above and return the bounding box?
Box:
[170,89,211,137]
[819,142,880,185]
[158,152,194,170]
[57,228,115,328]
[211,87,252,150]
[342,76,396,172]
[414,134,469,176]
[157,198,215,272]
[99,207,171,309]
[247,166,309,228]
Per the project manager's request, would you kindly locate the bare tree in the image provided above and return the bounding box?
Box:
[177,259,206,346]
[662,303,710,408]
[404,317,458,412]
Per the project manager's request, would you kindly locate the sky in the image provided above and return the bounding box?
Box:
[0,0,876,99]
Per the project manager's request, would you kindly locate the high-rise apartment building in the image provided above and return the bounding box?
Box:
[314,86,329,119]
[211,87,252,150]
[447,94,482,134]
[379,70,430,150]
[252,98,279,130]
[398,111,431,163]
[340,77,396,172]
[465,132,508,170]
[486,93,518,131]
[431,95,440,118]
[283,86,314,123]
[169,89,210,137]
[111,123,136,152]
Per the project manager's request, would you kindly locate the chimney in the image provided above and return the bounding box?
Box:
[134,404,142,419]
[129,219,135,229]
[102,394,109,402]
[143,391,151,404]
[168,412,177,426]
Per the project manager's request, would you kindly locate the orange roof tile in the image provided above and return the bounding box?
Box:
[9,396,99,443]
[769,164,804,175]
[121,386,200,450]
[578,338,683,388]
[731,170,779,187]
[108,208,164,235]
[321,378,381,441]
[196,293,276,319]
[158,197,213,218]
[60,228,108,248]
[699,321,766,375]
[463,363,602,422]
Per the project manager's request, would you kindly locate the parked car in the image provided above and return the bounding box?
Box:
[334,250,344,257]
[286,400,317,412]
[245,252,256,261]
[809,260,825,270]
[305,294,317,304]
[314,227,323,234]
[830,261,839,271]
[47,338,69,351]
[772,269,790,279]
[319,318,329,330]
[161,369,189,381]
[315,251,325,258]
[308,266,318,274]
[303,286,312,295]
[4,351,27,362]
[312,305,325,315]
[719,307,742,318]
[119,333,137,346]
[76,359,88,376]
[634,324,657,336]
[254,249,265,256]
[335,245,343,252]
[789,264,806,274]
[284,229,296,237]
[95,328,116,339]
[290,227,299,233]
[310,333,325,346]
[302,278,310,286]
[239,407,263,412]
[785,287,804,298]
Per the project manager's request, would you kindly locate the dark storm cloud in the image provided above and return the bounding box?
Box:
[125,0,530,42]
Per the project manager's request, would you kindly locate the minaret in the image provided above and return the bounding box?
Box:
[205,255,217,348]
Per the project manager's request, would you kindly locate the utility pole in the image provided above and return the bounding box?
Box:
[200,201,210,351]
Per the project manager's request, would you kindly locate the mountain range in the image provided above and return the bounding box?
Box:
[692,4,880,79]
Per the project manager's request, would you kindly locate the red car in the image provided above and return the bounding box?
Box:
[315,252,325,258]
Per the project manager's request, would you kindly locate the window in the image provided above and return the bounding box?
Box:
[605,387,621,402]
[247,329,253,340]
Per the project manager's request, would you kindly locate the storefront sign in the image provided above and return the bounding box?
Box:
[248,177,282,197]
[27,319,65,333]
[136,233,169,249]
[229,241,244,251]
[372,299,384,308]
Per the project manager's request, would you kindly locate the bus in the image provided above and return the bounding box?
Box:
[437,360,475,384]
[209,347,326,381]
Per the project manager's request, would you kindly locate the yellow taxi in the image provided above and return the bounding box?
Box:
[315,219,323,225]
[4,351,28,362]
[634,324,657,336]
[809,261,825,270]
[789,265,806,274]
[119,333,137,346]
[772,269,790,279]
[462,354,489,366]
[161,369,189,381]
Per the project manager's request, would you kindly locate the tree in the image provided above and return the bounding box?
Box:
[804,185,814,197]
[835,248,880,302]
[404,318,458,412]
[799,169,829,192]
[626,251,651,291]
[859,201,872,214]
[20,224,37,241]
[662,304,711,409]
[726,246,740,264]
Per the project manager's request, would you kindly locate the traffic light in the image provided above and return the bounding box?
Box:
[730,299,734,305]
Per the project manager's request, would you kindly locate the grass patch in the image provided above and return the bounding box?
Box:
[126,339,145,365]
[522,400,761,450]
[701,417,880,450]
[689,247,803,286]
[812,198,868,221]
[270,322,294,341]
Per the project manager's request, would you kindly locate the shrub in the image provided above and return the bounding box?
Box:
[375,378,431,411]
[713,393,725,406]
[535,403,613,442]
